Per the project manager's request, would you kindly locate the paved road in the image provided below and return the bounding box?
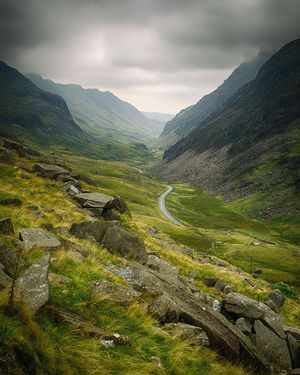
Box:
[158,185,184,226]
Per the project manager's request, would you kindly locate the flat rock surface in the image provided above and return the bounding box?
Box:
[19,228,61,250]
[33,163,69,178]
[74,192,113,208]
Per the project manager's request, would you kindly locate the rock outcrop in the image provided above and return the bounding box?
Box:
[19,228,61,251]
[165,323,210,347]
[102,226,148,262]
[70,221,118,243]
[15,253,50,314]
[33,163,69,179]
[74,192,113,216]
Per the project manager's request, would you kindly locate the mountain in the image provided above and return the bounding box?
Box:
[26,74,159,141]
[156,53,269,149]
[0,60,82,138]
[156,39,300,219]
[0,61,154,164]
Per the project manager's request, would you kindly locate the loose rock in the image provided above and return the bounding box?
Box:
[102,226,148,262]
[70,221,118,243]
[19,228,61,251]
[0,217,14,235]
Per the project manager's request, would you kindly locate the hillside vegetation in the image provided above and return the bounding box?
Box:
[0,138,299,374]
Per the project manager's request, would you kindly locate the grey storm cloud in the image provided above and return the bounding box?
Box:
[0,0,300,112]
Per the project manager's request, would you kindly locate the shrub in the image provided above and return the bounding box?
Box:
[272,282,297,299]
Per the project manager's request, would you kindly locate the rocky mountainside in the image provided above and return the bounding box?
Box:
[156,39,300,219]
[27,74,160,141]
[0,60,82,137]
[156,53,269,149]
[0,137,299,374]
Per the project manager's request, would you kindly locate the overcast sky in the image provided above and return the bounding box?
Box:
[1,0,300,113]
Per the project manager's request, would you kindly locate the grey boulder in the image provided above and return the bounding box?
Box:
[15,253,50,314]
[146,255,179,281]
[0,240,28,275]
[268,289,285,309]
[33,163,69,179]
[19,228,61,251]
[70,221,118,243]
[102,226,148,262]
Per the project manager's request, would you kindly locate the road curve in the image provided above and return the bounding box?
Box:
[158,185,184,226]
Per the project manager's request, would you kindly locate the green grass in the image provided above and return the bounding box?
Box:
[0,144,299,374]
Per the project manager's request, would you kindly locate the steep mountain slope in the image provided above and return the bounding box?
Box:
[0,60,82,137]
[27,74,158,141]
[156,39,300,219]
[0,61,154,163]
[156,53,269,149]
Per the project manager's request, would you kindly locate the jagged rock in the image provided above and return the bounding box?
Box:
[268,289,285,309]
[0,268,12,289]
[223,292,285,339]
[48,272,71,286]
[252,320,292,371]
[0,240,28,275]
[284,325,300,341]
[287,333,300,368]
[91,279,141,305]
[15,253,50,314]
[148,293,180,322]
[70,221,118,243]
[19,228,61,251]
[0,197,22,206]
[102,226,148,262]
[102,195,131,220]
[33,163,69,179]
[165,322,210,347]
[0,217,14,235]
[74,192,113,211]
[146,255,179,281]
[265,299,278,311]
[116,263,271,373]
[2,139,39,157]
[61,181,80,195]
[235,317,252,335]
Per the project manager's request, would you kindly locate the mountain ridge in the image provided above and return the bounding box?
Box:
[26,74,161,141]
[156,39,300,219]
[156,52,270,149]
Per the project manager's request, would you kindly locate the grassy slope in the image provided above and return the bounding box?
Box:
[0,146,299,374]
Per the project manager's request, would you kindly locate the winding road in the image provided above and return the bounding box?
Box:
[158,185,184,226]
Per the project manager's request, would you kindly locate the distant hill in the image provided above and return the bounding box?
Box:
[0,61,154,164]
[156,39,300,219]
[156,53,269,149]
[27,74,159,141]
[0,60,82,138]
[142,111,174,138]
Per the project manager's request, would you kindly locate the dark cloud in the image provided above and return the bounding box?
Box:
[0,0,299,112]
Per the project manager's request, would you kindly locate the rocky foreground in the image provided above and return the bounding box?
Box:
[0,138,299,374]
